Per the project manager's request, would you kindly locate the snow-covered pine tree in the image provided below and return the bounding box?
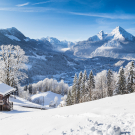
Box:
[125,61,135,93]
[24,85,28,91]
[87,70,95,101]
[84,70,88,95]
[84,70,88,82]
[116,67,126,94]
[79,80,83,103]
[127,76,132,93]
[107,69,113,96]
[28,84,33,94]
[80,73,86,102]
[71,74,78,104]
[76,71,83,103]
[66,90,72,106]
[84,70,89,96]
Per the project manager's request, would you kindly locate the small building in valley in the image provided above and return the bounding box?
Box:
[0,83,16,111]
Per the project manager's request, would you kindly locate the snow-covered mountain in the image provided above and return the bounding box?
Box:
[88,26,134,42]
[0,27,53,52]
[40,37,76,51]
[0,26,133,85]
[0,27,85,85]
[110,26,134,41]
[88,30,108,41]
[72,26,135,59]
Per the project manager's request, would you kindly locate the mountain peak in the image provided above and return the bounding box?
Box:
[6,27,19,33]
[97,30,106,40]
[111,26,134,41]
[98,30,104,35]
[113,26,125,33]
[0,27,26,41]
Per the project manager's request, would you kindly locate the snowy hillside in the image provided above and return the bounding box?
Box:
[9,95,43,108]
[88,30,108,41]
[31,91,63,106]
[1,93,135,134]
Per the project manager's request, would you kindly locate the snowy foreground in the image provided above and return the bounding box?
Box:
[1,94,135,135]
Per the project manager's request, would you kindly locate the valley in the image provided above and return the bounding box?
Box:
[0,26,134,85]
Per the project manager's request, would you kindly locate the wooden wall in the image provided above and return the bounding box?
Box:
[0,94,10,111]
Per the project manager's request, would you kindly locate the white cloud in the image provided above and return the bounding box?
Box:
[69,12,135,20]
[1,6,135,21]
[16,2,29,7]
[33,1,51,5]
[32,0,69,5]
[0,7,55,12]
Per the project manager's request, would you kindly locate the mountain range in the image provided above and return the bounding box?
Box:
[72,26,135,59]
[40,37,76,51]
[0,26,133,85]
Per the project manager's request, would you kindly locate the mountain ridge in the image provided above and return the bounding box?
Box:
[0,26,134,85]
[71,26,135,59]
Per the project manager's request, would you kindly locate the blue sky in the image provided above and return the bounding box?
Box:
[0,0,135,41]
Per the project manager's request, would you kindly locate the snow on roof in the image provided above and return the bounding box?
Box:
[0,83,16,96]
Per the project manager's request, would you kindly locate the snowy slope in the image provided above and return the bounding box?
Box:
[88,30,108,41]
[1,93,135,135]
[9,96,43,108]
[110,26,134,41]
[5,34,21,41]
[31,91,63,106]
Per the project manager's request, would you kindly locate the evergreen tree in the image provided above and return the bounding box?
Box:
[28,84,33,94]
[107,69,113,96]
[80,74,86,102]
[116,67,126,94]
[84,70,88,95]
[66,90,72,106]
[84,70,88,82]
[80,80,84,103]
[24,85,28,91]
[126,61,135,93]
[87,70,95,101]
[127,76,132,93]
[71,74,78,104]
[76,71,83,103]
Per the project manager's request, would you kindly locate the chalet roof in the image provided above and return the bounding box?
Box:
[0,83,16,96]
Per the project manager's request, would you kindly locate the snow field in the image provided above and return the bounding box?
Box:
[9,95,43,109]
[1,93,135,134]
[31,91,63,106]
[5,34,21,41]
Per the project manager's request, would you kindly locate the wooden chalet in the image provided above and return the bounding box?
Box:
[0,83,16,111]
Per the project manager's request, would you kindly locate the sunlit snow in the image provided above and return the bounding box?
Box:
[5,34,21,41]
